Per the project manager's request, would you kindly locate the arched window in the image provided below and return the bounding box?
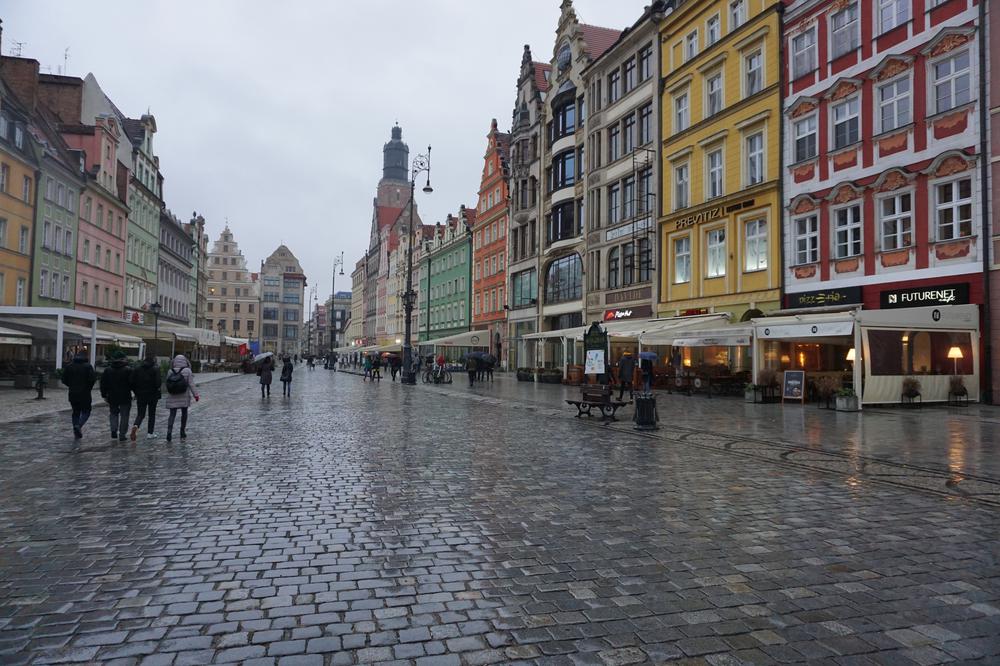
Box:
[545,254,582,304]
[607,247,620,289]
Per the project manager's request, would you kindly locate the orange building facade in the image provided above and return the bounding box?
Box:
[472,119,510,362]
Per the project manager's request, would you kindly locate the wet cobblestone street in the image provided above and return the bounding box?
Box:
[1,370,998,665]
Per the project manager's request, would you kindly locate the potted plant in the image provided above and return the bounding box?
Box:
[901,376,921,404]
[816,376,838,409]
[744,382,757,403]
[538,368,563,384]
[835,387,859,412]
[516,367,534,382]
[949,375,967,406]
[757,368,779,403]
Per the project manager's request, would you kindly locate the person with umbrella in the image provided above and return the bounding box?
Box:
[639,351,658,392]
[256,352,275,398]
[280,355,294,397]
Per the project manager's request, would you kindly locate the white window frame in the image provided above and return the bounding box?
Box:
[793,214,819,265]
[674,92,690,133]
[744,217,768,272]
[832,96,860,149]
[793,114,818,162]
[791,27,817,79]
[878,0,910,34]
[877,191,913,250]
[934,176,973,241]
[706,15,721,46]
[730,0,747,30]
[674,162,690,210]
[674,235,691,284]
[706,227,727,278]
[932,50,971,114]
[706,72,724,116]
[685,31,699,61]
[744,49,763,97]
[706,148,724,199]
[745,131,765,186]
[877,76,911,133]
[833,204,863,259]
[830,2,860,59]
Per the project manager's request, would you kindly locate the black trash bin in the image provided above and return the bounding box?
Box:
[633,392,658,431]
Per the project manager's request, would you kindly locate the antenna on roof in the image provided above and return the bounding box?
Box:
[61,47,69,74]
[10,40,25,57]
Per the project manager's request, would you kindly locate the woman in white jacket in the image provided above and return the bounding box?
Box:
[164,354,199,441]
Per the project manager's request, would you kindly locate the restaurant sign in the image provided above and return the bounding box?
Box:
[123,309,145,325]
[603,304,653,321]
[880,283,969,309]
[674,205,724,230]
[786,286,862,309]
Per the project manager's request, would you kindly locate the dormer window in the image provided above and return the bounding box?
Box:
[557,43,572,72]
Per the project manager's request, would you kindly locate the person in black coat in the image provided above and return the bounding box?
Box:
[61,352,97,439]
[280,356,294,397]
[129,354,162,441]
[100,351,133,442]
[617,351,637,401]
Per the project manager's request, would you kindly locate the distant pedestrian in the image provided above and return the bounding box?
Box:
[164,354,199,442]
[466,355,477,388]
[130,354,162,441]
[640,355,654,393]
[362,354,373,381]
[485,357,495,382]
[258,355,274,398]
[389,355,401,382]
[372,354,382,382]
[280,356,294,396]
[616,351,636,401]
[61,351,97,439]
[100,350,133,442]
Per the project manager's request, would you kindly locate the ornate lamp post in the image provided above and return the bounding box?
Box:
[401,146,433,385]
[329,252,344,364]
[217,321,225,364]
[149,302,162,358]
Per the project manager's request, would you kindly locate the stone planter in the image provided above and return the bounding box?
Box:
[516,370,534,382]
[744,388,755,403]
[835,395,859,412]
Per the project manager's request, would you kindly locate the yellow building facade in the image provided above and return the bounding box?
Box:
[658,0,781,321]
[0,135,37,307]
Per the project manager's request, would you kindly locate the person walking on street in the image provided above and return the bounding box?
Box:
[389,354,401,382]
[280,355,294,397]
[640,354,654,393]
[465,354,477,388]
[258,355,274,398]
[362,354,373,381]
[61,351,97,439]
[130,354,162,441]
[617,351,636,401]
[165,354,198,442]
[100,350,133,442]
[372,354,382,382]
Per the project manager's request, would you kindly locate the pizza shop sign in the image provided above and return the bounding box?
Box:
[603,305,652,321]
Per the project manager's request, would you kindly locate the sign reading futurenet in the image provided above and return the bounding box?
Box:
[880,283,969,309]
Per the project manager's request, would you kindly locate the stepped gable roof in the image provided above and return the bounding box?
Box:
[579,24,622,61]
[533,62,552,92]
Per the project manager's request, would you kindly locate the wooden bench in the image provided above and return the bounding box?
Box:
[565,385,629,421]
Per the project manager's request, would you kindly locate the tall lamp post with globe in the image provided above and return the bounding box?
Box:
[329,252,344,365]
[149,302,162,359]
[401,146,433,385]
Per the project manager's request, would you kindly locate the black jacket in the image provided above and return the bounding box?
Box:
[130,359,162,399]
[618,355,636,381]
[61,357,97,400]
[100,359,134,404]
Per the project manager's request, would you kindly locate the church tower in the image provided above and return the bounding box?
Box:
[382,124,408,182]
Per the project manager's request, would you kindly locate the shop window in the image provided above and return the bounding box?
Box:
[544,254,582,304]
[868,330,973,375]
[879,192,912,250]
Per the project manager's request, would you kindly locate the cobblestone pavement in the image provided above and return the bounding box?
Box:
[1,369,999,665]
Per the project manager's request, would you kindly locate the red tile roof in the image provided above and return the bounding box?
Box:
[376,205,404,230]
[579,24,623,61]
[533,62,551,92]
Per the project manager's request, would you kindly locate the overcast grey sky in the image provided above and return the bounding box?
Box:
[4,0,645,308]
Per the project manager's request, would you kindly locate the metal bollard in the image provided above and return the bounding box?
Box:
[633,392,658,431]
[34,367,47,400]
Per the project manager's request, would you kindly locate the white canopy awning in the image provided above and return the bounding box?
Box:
[751,311,856,340]
[522,326,587,341]
[672,325,753,347]
[0,325,31,346]
[224,336,249,346]
[0,317,141,347]
[422,330,491,348]
[637,314,732,345]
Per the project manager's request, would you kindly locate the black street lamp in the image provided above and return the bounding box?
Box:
[149,302,162,359]
[217,320,225,364]
[401,146,433,385]
[329,252,344,365]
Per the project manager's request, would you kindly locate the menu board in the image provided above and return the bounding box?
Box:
[584,350,605,375]
[782,370,806,403]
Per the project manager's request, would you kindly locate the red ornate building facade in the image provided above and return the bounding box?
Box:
[781,0,985,401]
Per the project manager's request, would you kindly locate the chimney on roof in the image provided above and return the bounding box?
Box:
[0,55,41,112]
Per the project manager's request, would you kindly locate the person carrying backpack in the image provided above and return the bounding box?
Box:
[62,351,97,439]
[280,356,294,396]
[164,354,199,442]
[130,354,162,441]
[100,350,134,442]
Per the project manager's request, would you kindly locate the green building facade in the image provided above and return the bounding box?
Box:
[419,216,471,343]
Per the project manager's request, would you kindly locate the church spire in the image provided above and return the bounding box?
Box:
[382,123,409,182]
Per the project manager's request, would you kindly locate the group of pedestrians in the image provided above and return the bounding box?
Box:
[60,351,199,442]
[257,354,295,397]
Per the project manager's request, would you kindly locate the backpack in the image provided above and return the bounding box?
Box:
[165,368,188,395]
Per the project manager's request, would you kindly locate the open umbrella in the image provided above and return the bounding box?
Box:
[639,351,658,362]
[253,351,274,363]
